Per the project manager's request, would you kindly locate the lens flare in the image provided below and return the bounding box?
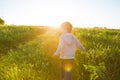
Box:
[64,63,73,72]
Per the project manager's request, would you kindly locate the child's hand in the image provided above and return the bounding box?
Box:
[53,53,57,57]
[81,47,85,52]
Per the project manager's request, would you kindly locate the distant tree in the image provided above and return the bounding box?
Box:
[0,18,5,25]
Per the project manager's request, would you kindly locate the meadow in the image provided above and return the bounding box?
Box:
[0,26,120,80]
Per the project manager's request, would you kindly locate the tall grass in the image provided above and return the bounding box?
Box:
[0,26,120,80]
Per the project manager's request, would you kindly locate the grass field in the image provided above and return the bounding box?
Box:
[0,26,120,80]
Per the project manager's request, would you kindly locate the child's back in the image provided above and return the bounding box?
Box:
[55,33,85,59]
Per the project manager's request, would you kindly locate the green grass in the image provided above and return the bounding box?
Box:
[0,26,120,80]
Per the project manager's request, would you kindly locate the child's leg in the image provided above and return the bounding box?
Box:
[60,60,65,80]
[64,59,74,80]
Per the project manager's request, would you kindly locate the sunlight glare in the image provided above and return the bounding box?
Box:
[64,63,73,72]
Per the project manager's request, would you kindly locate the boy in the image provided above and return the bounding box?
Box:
[53,22,85,80]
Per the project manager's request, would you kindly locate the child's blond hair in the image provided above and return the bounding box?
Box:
[61,22,72,33]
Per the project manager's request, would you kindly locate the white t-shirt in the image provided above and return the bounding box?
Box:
[54,33,85,59]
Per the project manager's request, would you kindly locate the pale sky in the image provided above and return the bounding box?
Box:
[0,0,120,29]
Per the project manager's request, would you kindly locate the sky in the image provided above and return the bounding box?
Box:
[0,0,120,29]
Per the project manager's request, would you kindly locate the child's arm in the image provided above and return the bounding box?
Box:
[73,36,85,51]
[53,37,64,56]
